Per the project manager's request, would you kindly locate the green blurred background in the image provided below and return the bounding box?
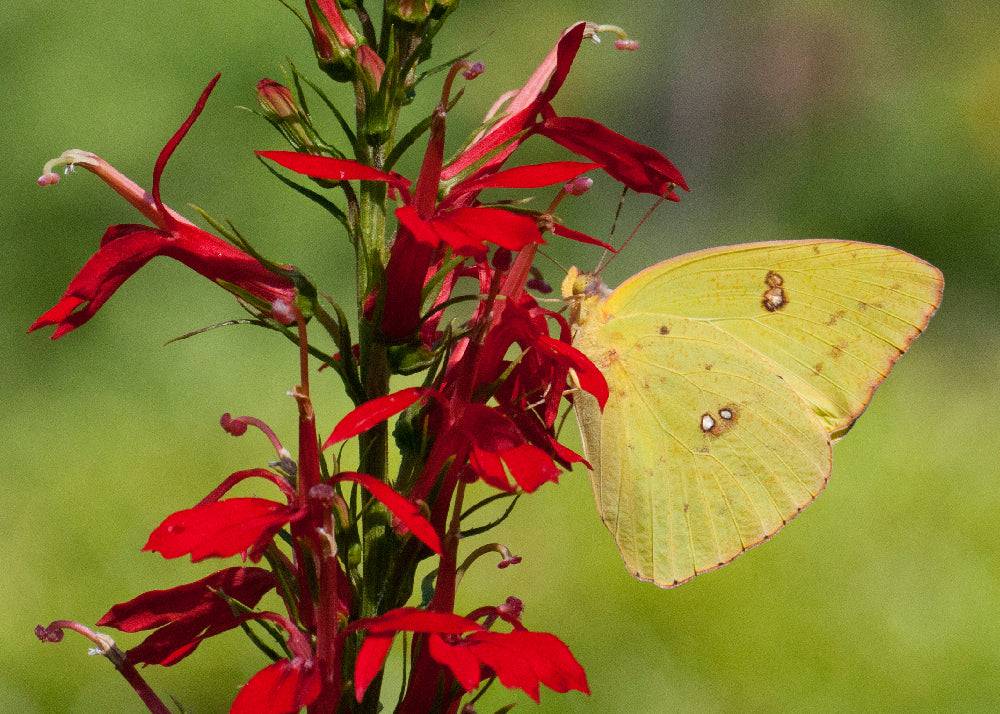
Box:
[3,1,998,711]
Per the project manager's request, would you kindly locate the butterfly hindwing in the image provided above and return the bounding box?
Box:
[574,313,831,587]
[572,239,943,587]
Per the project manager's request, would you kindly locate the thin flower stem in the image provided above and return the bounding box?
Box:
[35,621,170,714]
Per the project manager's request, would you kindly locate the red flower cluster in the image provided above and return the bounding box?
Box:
[33,11,685,713]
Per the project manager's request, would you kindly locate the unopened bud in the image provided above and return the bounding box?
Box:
[257,79,298,120]
[615,38,640,51]
[387,0,433,23]
[563,175,594,196]
[462,61,485,80]
[37,172,61,187]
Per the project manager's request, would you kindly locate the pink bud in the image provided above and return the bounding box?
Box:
[256,79,298,119]
[563,175,594,196]
[462,61,485,80]
[37,172,61,187]
[614,38,640,51]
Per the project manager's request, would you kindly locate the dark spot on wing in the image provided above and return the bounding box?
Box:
[701,405,739,437]
[813,362,825,374]
[830,343,845,359]
[762,271,787,312]
[704,363,713,371]
[683,503,690,513]
[659,325,671,335]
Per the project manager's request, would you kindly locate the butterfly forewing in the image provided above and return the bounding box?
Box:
[604,240,944,436]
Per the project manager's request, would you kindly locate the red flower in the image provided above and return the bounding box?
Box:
[143,497,302,563]
[31,75,295,339]
[537,115,688,200]
[322,387,432,447]
[97,567,275,666]
[462,405,561,493]
[231,658,322,714]
[352,607,588,703]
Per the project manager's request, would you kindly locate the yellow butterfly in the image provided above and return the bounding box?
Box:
[565,240,943,588]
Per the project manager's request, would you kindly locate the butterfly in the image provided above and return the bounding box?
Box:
[564,240,943,588]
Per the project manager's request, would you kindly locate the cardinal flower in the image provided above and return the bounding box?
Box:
[31,74,295,339]
[351,606,588,705]
[96,567,276,666]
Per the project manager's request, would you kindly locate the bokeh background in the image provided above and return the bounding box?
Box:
[3,1,998,711]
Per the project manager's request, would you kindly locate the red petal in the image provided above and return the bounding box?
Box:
[450,161,598,199]
[143,498,297,562]
[97,567,275,632]
[534,335,609,409]
[428,634,482,691]
[498,444,561,493]
[333,473,441,554]
[355,607,482,635]
[231,659,321,714]
[153,74,221,223]
[463,630,589,702]
[441,23,588,182]
[29,223,294,339]
[436,208,542,254]
[323,387,431,448]
[549,222,616,252]
[257,151,410,190]
[538,116,688,197]
[354,634,394,702]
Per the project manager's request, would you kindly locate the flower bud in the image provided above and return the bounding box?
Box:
[256,79,297,120]
[563,175,594,196]
[387,0,433,23]
[614,38,640,51]
[306,0,358,81]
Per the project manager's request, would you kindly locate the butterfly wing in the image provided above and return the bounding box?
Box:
[572,240,942,587]
[603,240,944,437]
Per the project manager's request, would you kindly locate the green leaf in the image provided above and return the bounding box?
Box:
[256,156,350,233]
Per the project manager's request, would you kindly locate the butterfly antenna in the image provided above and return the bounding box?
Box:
[593,186,629,273]
[596,196,667,276]
[537,247,570,274]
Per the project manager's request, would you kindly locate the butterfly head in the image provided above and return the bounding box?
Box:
[562,266,610,326]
